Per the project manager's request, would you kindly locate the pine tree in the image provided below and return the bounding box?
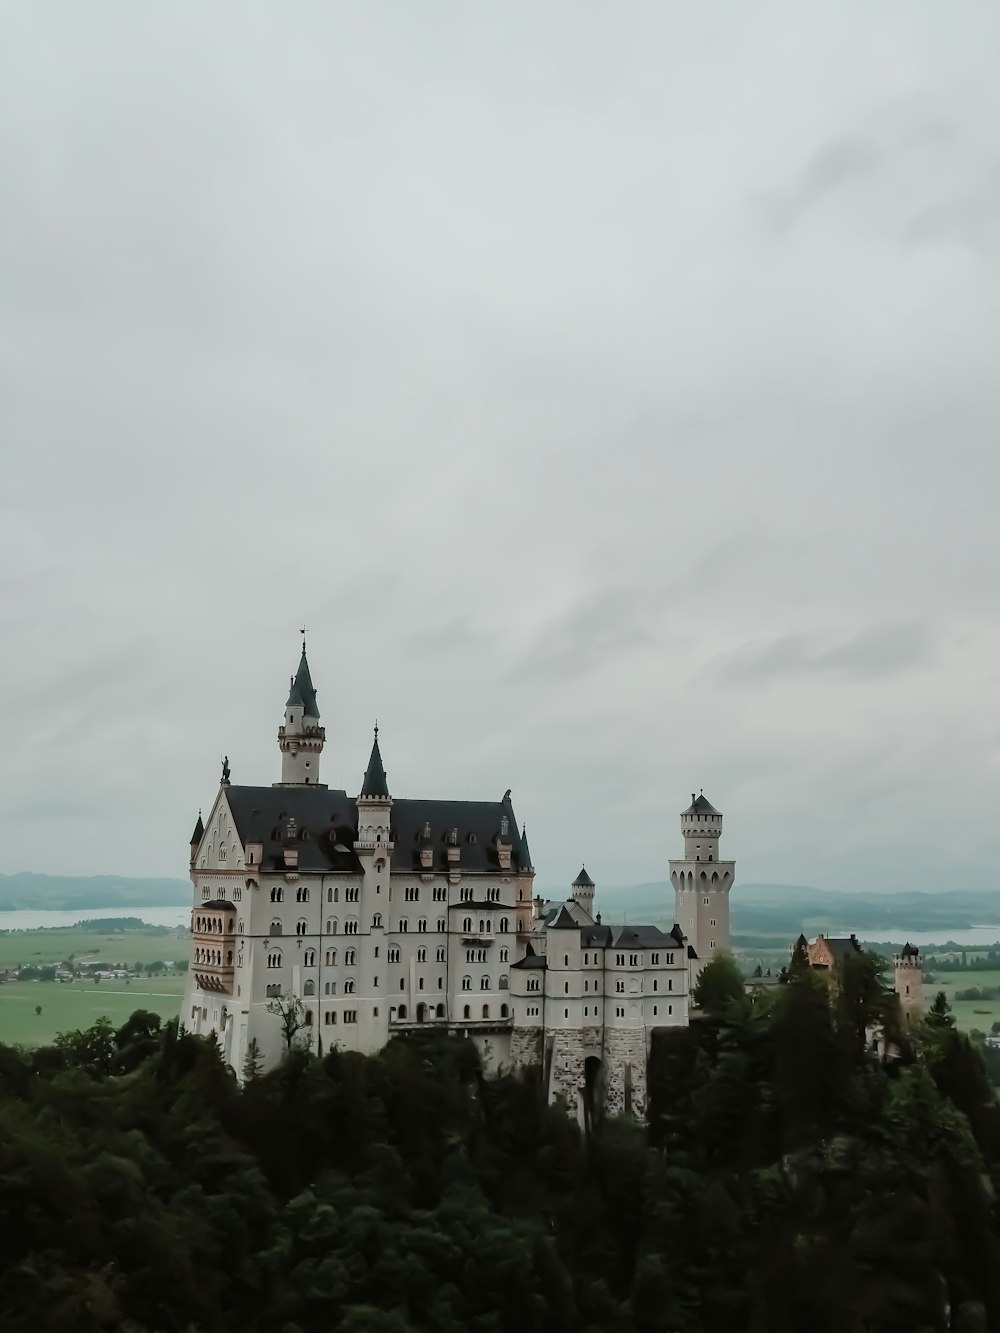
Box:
[242,1036,264,1082]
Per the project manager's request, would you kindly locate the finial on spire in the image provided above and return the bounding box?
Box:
[374,718,379,741]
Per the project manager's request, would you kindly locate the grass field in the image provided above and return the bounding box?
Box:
[0,973,186,1047]
[0,925,188,971]
[926,969,1000,1034]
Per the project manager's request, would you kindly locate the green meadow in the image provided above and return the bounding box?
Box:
[0,973,186,1047]
[0,925,187,972]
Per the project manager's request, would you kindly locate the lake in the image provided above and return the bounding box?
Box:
[853,927,1000,948]
[0,905,190,931]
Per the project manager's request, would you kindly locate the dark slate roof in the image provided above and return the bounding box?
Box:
[578,922,683,949]
[572,866,595,888]
[286,645,319,718]
[360,731,389,798]
[683,792,720,816]
[901,942,920,959]
[547,905,581,930]
[520,827,533,872]
[222,786,531,877]
[511,943,547,970]
[817,936,863,967]
[202,899,236,911]
[190,813,205,845]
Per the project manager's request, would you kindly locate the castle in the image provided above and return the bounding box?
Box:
[182,642,735,1118]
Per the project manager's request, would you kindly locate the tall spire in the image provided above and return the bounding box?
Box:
[286,641,319,719]
[360,725,389,799]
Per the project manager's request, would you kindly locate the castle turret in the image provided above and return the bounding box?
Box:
[275,641,326,787]
[189,811,204,868]
[355,725,393,849]
[571,866,596,919]
[894,942,923,1023]
[669,791,735,971]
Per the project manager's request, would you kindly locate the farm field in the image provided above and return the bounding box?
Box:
[0,973,186,1047]
[0,925,187,971]
[927,968,1000,1034]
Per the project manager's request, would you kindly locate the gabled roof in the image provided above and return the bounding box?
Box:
[577,921,685,950]
[572,866,595,888]
[547,904,580,930]
[900,942,920,959]
[360,730,389,799]
[286,644,319,718]
[189,813,205,845]
[683,792,720,816]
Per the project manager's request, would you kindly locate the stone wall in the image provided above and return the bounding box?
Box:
[510,1027,544,1071]
[604,1027,648,1120]
[547,1029,585,1117]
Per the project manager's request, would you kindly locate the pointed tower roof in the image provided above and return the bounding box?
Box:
[286,642,319,718]
[572,866,595,888]
[520,825,533,871]
[360,725,389,799]
[189,812,204,845]
[683,791,720,816]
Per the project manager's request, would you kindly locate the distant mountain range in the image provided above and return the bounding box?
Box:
[5,873,998,941]
[0,873,190,912]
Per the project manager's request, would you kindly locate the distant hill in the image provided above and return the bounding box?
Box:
[537,880,1000,938]
[0,873,190,912]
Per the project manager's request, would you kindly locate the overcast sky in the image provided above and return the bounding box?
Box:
[3,4,999,896]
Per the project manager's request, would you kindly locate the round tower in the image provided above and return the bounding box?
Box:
[276,640,326,787]
[669,791,736,970]
[893,942,923,1023]
[570,866,596,919]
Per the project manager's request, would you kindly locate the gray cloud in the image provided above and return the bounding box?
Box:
[2,3,1000,895]
[710,623,936,688]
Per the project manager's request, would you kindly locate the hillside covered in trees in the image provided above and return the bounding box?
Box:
[2,957,999,1331]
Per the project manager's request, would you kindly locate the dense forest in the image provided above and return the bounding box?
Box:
[2,955,1000,1331]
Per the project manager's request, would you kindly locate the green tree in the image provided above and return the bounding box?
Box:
[242,1037,264,1082]
[691,953,746,1017]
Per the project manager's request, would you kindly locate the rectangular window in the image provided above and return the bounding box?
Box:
[344,1010,357,1023]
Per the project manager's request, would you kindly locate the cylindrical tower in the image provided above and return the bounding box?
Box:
[570,866,596,919]
[669,791,736,973]
[893,943,923,1023]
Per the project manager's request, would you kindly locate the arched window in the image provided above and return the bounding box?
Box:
[270,887,284,903]
[345,919,358,935]
[481,976,491,990]
[265,983,282,997]
[436,1003,445,1017]
[267,950,282,969]
[270,919,282,936]
[303,979,315,995]
[399,918,408,933]
[398,1004,407,1020]
[462,976,472,991]
[303,1009,313,1025]
[463,1005,471,1019]
[388,947,400,963]
[344,980,355,994]
[372,913,383,928]
[462,917,472,933]
[325,949,337,966]
[326,918,337,934]
[296,886,310,902]
[500,1003,509,1018]
[345,948,356,966]
[304,949,316,967]
[296,919,308,936]
[499,917,509,933]
[327,885,337,903]
[482,1004,490,1019]
[399,978,405,990]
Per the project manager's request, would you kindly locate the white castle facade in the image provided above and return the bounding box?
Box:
[183,643,735,1120]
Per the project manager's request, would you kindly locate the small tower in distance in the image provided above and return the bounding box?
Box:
[276,640,326,787]
[894,943,923,1023]
[669,791,736,969]
[570,866,596,919]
